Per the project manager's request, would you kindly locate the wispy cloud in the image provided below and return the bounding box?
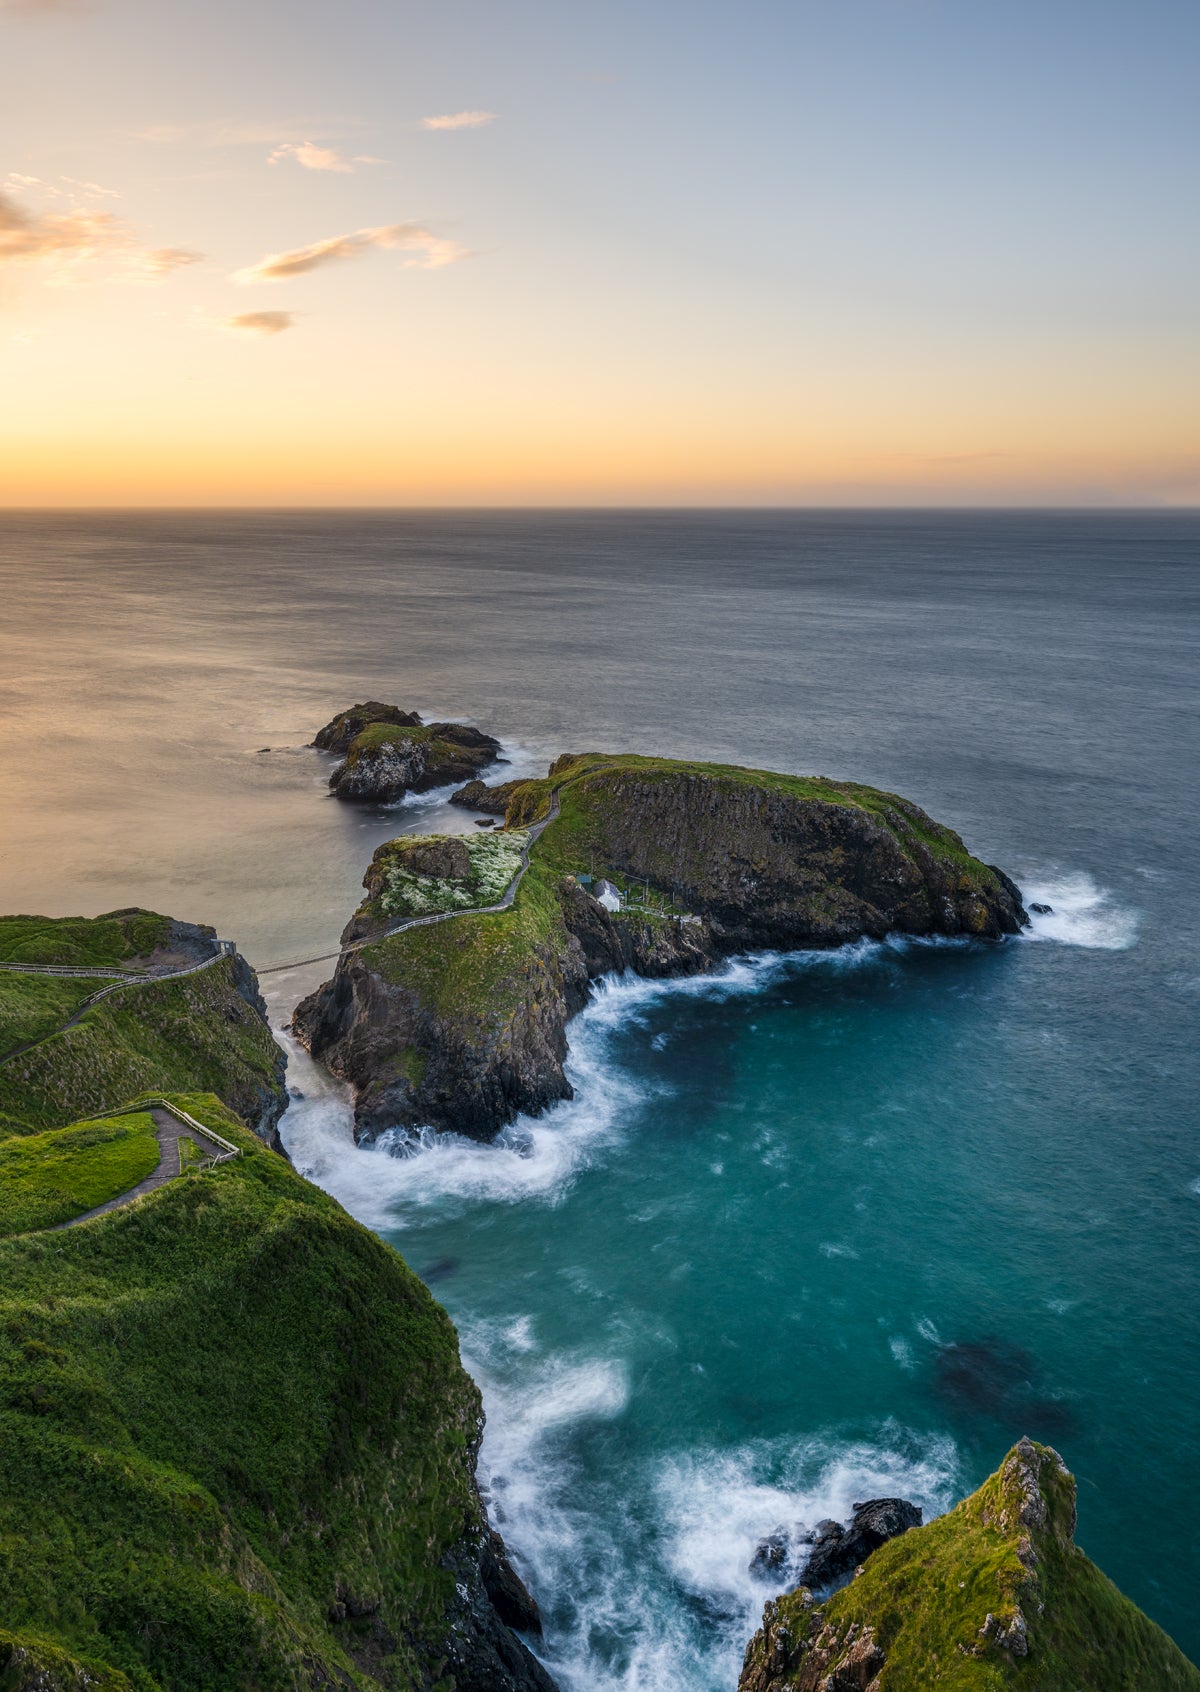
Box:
[269,141,354,174]
[0,188,200,283]
[226,310,295,334]
[139,246,201,278]
[4,171,119,200]
[232,222,467,283]
[421,110,495,131]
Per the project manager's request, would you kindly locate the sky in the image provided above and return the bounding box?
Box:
[1,0,1197,506]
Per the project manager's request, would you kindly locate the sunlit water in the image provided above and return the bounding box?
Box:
[2,511,1198,1679]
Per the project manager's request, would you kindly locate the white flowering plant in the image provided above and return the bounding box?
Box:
[379,830,529,919]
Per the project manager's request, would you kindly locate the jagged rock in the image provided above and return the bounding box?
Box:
[801,1500,922,1592]
[751,1532,792,1578]
[451,777,526,815]
[1029,902,1053,914]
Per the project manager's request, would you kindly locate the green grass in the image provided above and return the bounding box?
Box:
[0,973,110,1057]
[346,723,457,762]
[0,1113,160,1235]
[745,1442,1200,1690]
[0,912,173,969]
[0,1627,135,1692]
[364,854,565,1024]
[0,1092,485,1692]
[513,753,983,878]
[0,956,283,1141]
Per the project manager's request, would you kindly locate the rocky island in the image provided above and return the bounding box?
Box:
[294,751,1028,1142]
[313,701,501,805]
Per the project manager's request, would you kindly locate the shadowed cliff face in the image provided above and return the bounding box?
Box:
[522,761,1028,947]
[294,756,1026,1144]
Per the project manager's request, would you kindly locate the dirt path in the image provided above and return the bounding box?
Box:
[53,1107,234,1229]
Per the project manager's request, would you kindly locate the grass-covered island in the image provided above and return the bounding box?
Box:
[294,751,1029,1143]
[312,701,501,804]
[739,1439,1200,1691]
[0,910,554,1692]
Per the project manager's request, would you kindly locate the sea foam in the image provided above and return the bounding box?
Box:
[466,1309,958,1692]
[1019,871,1139,950]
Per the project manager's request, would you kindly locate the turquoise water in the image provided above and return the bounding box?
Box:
[282,891,1196,1688]
[2,510,1198,1684]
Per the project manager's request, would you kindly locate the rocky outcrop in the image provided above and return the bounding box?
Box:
[751,1500,922,1593]
[295,876,716,1144]
[799,1499,923,1591]
[738,1439,1200,1691]
[439,1519,557,1692]
[325,719,501,805]
[451,778,527,815]
[295,921,590,1142]
[312,701,423,754]
[515,760,1027,947]
[296,755,1027,1143]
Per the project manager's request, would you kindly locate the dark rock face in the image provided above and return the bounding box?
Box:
[801,1498,923,1591]
[328,722,501,805]
[294,878,715,1143]
[311,701,422,754]
[540,769,1027,947]
[438,1514,556,1692]
[294,919,590,1143]
[451,777,527,815]
[394,835,471,881]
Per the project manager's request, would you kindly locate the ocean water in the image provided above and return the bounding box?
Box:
[1,510,1198,1682]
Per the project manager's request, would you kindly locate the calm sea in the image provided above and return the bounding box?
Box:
[2,510,1198,1686]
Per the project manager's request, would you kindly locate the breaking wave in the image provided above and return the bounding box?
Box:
[277,944,900,1228]
[466,1313,958,1692]
[1019,872,1139,950]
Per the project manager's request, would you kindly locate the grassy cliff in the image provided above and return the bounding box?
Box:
[0,1093,496,1692]
[0,911,175,969]
[739,1439,1200,1691]
[0,911,286,1141]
